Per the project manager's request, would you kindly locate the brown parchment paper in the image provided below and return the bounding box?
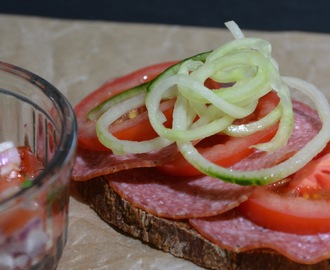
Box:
[1,14,330,270]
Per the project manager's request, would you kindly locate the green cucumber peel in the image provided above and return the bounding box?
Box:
[146,51,211,94]
[88,51,211,122]
[87,83,148,121]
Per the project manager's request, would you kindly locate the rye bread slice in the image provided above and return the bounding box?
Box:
[72,177,330,270]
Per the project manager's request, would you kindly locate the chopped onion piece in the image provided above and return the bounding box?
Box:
[0,141,21,177]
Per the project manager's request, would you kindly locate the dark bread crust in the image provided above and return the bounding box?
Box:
[72,177,330,270]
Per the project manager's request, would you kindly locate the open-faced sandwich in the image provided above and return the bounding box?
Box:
[71,21,330,270]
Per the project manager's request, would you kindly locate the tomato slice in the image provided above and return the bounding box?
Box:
[75,61,178,151]
[238,151,330,235]
[289,153,330,199]
[158,91,280,176]
[110,101,175,141]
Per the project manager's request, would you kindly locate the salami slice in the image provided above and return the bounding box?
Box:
[72,144,179,181]
[189,210,330,264]
[105,168,254,219]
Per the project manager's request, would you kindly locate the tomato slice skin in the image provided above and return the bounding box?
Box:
[75,61,178,151]
[158,91,280,176]
[238,186,330,235]
[238,151,330,235]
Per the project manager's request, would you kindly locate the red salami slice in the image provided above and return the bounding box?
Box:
[105,168,254,219]
[72,144,179,181]
[189,211,330,264]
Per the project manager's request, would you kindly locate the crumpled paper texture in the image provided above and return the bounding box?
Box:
[1,14,330,269]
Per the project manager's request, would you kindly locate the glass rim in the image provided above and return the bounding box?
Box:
[0,61,77,207]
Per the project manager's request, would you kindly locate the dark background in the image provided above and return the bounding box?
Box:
[1,0,330,33]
